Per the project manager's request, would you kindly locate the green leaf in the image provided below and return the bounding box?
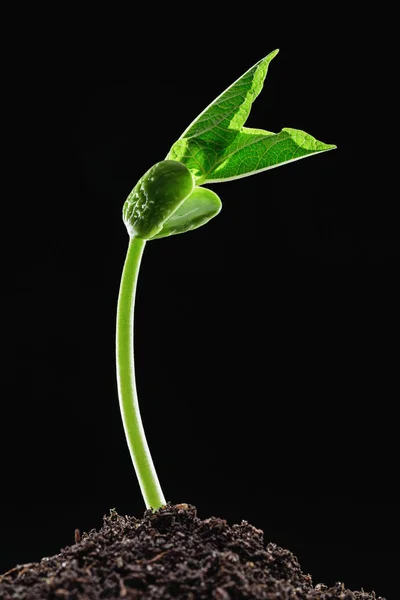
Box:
[167,50,336,183]
[150,187,222,240]
[201,127,336,183]
[167,50,279,179]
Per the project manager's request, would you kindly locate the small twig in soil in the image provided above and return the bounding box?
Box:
[0,563,35,582]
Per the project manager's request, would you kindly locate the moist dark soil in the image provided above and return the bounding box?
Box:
[0,503,384,600]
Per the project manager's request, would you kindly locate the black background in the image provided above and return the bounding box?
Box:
[2,9,398,600]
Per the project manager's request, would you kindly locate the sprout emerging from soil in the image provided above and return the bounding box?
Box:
[116,50,336,509]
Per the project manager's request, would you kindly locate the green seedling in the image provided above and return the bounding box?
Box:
[116,50,336,509]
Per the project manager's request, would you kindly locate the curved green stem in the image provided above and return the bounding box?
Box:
[116,236,166,509]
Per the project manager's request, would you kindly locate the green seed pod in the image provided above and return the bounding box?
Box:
[123,160,195,240]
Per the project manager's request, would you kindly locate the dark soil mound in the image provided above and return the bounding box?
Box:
[0,504,383,600]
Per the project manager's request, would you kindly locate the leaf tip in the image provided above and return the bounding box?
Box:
[315,141,337,154]
[266,48,279,61]
[256,48,279,69]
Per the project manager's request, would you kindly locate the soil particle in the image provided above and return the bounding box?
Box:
[0,503,384,599]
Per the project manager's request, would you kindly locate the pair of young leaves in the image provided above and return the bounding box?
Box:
[123,49,335,241]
